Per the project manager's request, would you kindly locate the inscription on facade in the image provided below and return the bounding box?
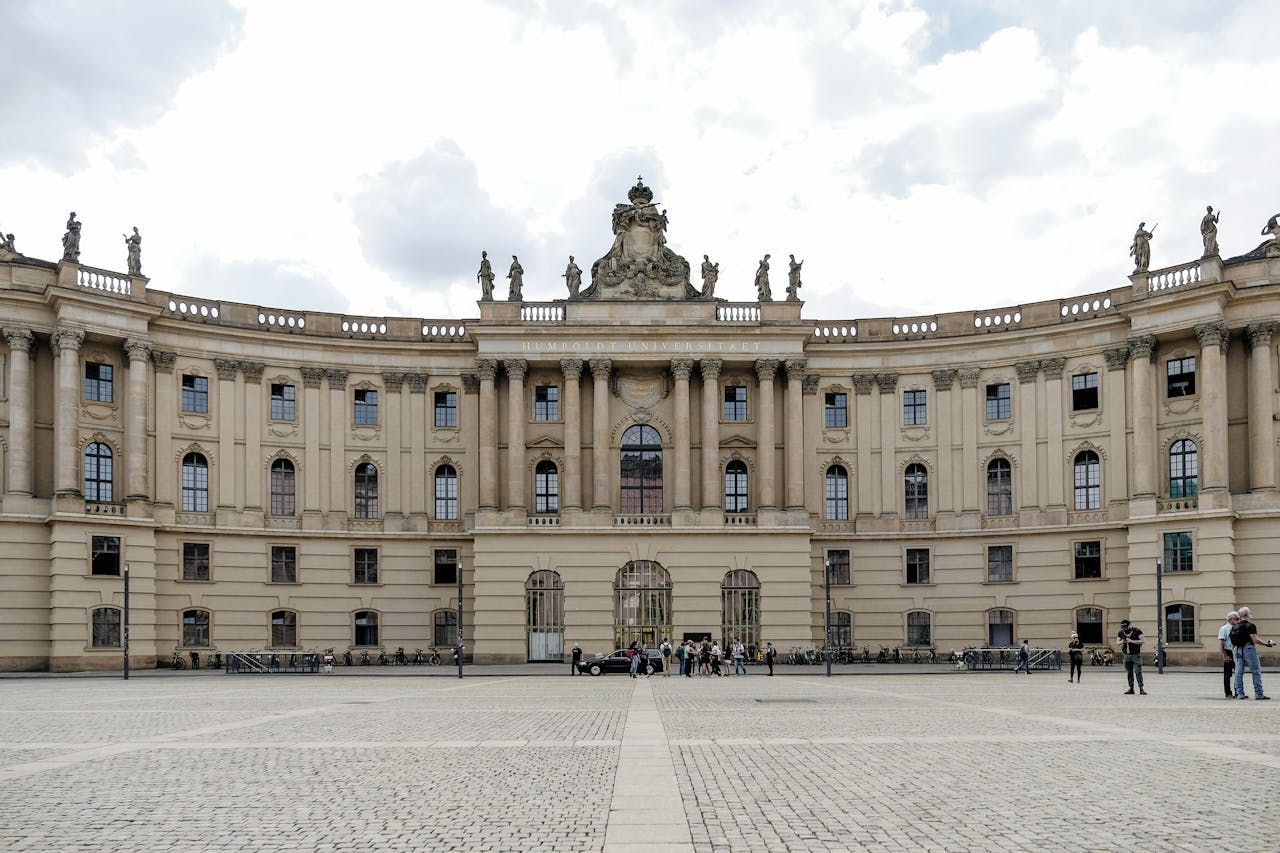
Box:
[520,339,763,354]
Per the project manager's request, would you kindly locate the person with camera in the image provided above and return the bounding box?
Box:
[1117,618,1147,695]
[1231,606,1276,700]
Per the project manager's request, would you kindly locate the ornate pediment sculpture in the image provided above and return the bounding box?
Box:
[580,178,699,300]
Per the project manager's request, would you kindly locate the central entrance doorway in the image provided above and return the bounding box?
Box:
[613,560,672,649]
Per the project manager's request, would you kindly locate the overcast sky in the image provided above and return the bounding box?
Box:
[2,0,1276,324]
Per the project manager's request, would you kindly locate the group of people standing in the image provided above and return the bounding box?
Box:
[1219,607,1276,700]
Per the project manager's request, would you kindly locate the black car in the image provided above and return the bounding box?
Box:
[578,648,665,676]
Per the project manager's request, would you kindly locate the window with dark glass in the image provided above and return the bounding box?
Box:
[182,610,210,647]
[91,535,121,576]
[831,611,852,648]
[181,452,209,512]
[354,548,378,584]
[1169,440,1198,499]
[1075,607,1104,644]
[988,609,1015,647]
[353,389,378,425]
[84,442,113,502]
[84,362,113,403]
[270,610,297,647]
[434,464,458,520]
[92,607,121,648]
[434,391,457,428]
[826,549,851,585]
[904,463,928,519]
[181,374,209,413]
[905,548,930,584]
[985,383,1011,420]
[354,610,379,646]
[724,460,748,512]
[1167,356,1196,397]
[907,611,931,646]
[1163,532,1193,573]
[270,546,297,583]
[722,385,747,421]
[1074,540,1102,579]
[903,389,927,425]
[987,545,1014,582]
[534,385,559,421]
[825,465,849,520]
[1071,372,1099,410]
[270,383,296,421]
[434,610,458,647]
[183,542,210,581]
[270,458,296,516]
[620,424,663,514]
[1073,450,1101,510]
[433,549,458,585]
[534,460,559,514]
[354,462,379,518]
[824,392,847,428]
[986,458,1013,515]
[1165,603,1196,644]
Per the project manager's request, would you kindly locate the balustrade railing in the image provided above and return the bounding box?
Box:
[85,500,127,516]
[1147,261,1201,292]
[77,266,131,296]
[614,514,671,526]
[528,515,560,526]
[1159,497,1199,512]
[716,304,760,322]
[724,513,756,525]
[521,303,564,323]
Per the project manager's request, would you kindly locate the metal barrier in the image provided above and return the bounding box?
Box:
[224,651,321,674]
[962,648,1062,671]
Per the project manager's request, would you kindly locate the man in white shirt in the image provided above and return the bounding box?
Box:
[1218,611,1239,698]
[732,639,746,675]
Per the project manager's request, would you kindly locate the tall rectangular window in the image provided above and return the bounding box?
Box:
[181,375,209,413]
[985,383,1011,420]
[433,549,458,585]
[902,389,927,425]
[824,392,847,429]
[987,545,1014,583]
[827,549,851,585]
[905,548,930,584]
[1071,372,1099,411]
[270,383,296,421]
[354,548,378,584]
[722,385,747,421]
[534,385,559,421]
[1167,357,1196,397]
[91,536,121,576]
[1073,541,1102,579]
[270,546,297,583]
[1163,532,1193,573]
[434,391,457,428]
[183,542,210,581]
[353,389,378,425]
[84,362,113,403]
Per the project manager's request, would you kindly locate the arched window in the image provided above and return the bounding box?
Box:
[181,452,209,512]
[270,610,297,648]
[434,464,458,520]
[830,611,852,648]
[433,610,457,647]
[270,458,296,516]
[724,460,748,513]
[1075,606,1103,645]
[534,460,559,514]
[904,463,928,519]
[906,611,932,646]
[614,560,672,649]
[1165,603,1196,644]
[825,465,849,520]
[1073,450,1101,510]
[354,462,379,518]
[84,442,113,502]
[1169,439,1198,498]
[986,458,1013,515]
[722,569,760,652]
[987,609,1015,647]
[91,606,121,648]
[181,609,210,647]
[620,424,662,513]
[526,570,565,661]
[354,610,379,646]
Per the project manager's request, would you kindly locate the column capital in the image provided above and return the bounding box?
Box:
[503,358,528,382]
[1015,360,1041,384]
[1040,357,1065,380]
[589,358,612,381]
[461,373,480,394]
[1103,346,1130,370]
[406,372,429,393]
[670,358,696,380]
[300,367,327,388]
[851,373,876,395]
[51,325,84,353]
[325,368,349,390]
[151,350,176,372]
[931,369,956,391]
[560,358,584,381]
[802,373,820,395]
[475,359,499,382]
[240,361,265,383]
[958,367,982,389]
[784,358,807,381]
[875,371,898,393]
[2,327,34,352]
[214,358,240,381]
[699,357,722,382]
[122,338,152,363]
[754,358,780,382]
[1127,335,1157,361]
[1194,320,1230,353]
[381,371,405,392]
[1246,321,1278,350]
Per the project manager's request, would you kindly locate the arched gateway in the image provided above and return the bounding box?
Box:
[614,561,672,649]
[526,570,564,662]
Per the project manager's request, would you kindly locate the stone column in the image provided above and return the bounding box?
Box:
[852,373,875,517]
[958,367,981,513]
[1196,321,1230,492]
[590,359,612,511]
[407,373,427,517]
[123,339,152,501]
[699,358,723,512]
[755,359,779,510]
[301,367,326,516]
[670,359,695,510]
[1127,336,1157,498]
[51,325,85,496]
[1103,346,1130,502]
[382,372,404,517]
[784,359,807,511]
[326,370,349,515]
[151,351,176,506]
[504,359,528,511]
[2,328,35,496]
[476,360,499,510]
[214,359,239,510]
[877,373,898,516]
[932,370,956,515]
[1015,361,1040,511]
[242,362,264,511]
[560,359,583,511]
[1041,357,1065,509]
[1246,322,1277,492]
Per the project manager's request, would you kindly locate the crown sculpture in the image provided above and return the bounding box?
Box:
[579,177,698,300]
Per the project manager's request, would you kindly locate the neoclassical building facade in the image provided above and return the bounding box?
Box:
[2,184,1279,670]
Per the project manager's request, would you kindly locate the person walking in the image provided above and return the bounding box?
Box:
[570,642,582,676]
[1118,619,1146,695]
[1014,639,1031,674]
[685,640,696,678]
[627,642,639,678]
[1067,632,1084,683]
[732,638,746,675]
[675,639,686,676]
[660,638,672,677]
[765,642,776,676]
[1218,612,1239,698]
[1231,606,1276,700]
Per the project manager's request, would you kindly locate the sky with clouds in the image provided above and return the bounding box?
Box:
[2,0,1277,323]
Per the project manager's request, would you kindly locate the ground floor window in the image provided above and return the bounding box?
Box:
[182,609,210,647]
[1075,607,1103,645]
[987,609,1014,647]
[270,610,297,647]
[614,560,672,649]
[721,569,760,652]
[91,607,121,648]
[527,570,564,661]
[830,611,852,648]
[1165,603,1196,644]
[355,611,379,646]
[434,610,458,647]
[906,611,931,646]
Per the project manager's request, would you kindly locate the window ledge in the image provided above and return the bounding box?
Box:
[903,582,935,587]
[983,580,1018,585]
[177,578,214,583]
[1069,576,1106,582]
[349,582,384,588]
[86,573,123,580]
[268,581,302,586]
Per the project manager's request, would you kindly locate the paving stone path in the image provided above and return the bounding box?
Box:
[1,670,1277,851]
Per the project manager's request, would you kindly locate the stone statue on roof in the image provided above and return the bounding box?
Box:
[1129,222,1155,273]
[477,251,494,301]
[123,226,142,276]
[563,256,582,297]
[0,231,17,261]
[786,254,803,301]
[755,254,772,302]
[700,255,719,299]
[581,177,696,300]
[1200,206,1220,257]
[507,255,524,301]
[61,212,81,262]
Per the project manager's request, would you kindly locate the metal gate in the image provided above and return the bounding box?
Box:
[526,570,564,662]
[721,569,760,654]
[614,560,672,649]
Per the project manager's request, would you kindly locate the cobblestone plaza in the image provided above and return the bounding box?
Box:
[1,670,1277,852]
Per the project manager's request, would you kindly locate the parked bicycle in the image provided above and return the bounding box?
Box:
[394,646,407,666]
[207,650,222,670]
[169,649,186,670]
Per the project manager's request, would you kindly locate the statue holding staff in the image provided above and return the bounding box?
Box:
[1130,222,1156,273]
[477,251,494,301]
[786,254,803,301]
[754,254,772,302]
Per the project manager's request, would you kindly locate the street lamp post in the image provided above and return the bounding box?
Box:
[456,558,464,679]
[122,563,130,680]
[824,557,832,678]
[1155,559,1165,674]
